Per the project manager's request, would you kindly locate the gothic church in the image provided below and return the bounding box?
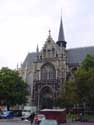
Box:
[19,17,94,109]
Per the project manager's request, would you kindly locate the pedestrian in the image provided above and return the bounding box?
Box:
[80,112,83,121]
[29,112,35,124]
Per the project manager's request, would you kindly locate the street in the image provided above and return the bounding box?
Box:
[0,120,94,125]
[0,120,31,125]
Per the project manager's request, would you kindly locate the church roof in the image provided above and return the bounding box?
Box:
[21,46,94,68]
[67,46,94,65]
[21,52,37,69]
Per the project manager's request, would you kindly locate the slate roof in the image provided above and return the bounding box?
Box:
[67,46,94,65]
[22,46,94,68]
[21,52,37,69]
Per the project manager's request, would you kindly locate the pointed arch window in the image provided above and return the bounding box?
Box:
[43,49,46,58]
[41,63,56,80]
[48,50,51,57]
[52,48,55,57]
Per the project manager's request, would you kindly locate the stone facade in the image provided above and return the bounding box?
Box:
[19,18,94,109]
[32,31,69,109]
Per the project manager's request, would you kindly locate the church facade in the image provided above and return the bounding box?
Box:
[19,18,94,109]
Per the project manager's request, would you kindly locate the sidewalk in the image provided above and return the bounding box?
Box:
[0,118,31,124]
[0,117,21,122]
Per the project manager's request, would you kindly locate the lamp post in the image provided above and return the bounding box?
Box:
[38,88,40,112]
[83,102,86,115]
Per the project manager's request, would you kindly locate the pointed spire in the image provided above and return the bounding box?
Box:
[58,16,65,41]
[36,44,39,53]
[24,62,28,82]
[48,29,51,36]
[47,29,53,42]
[16,63,19,70]
[48,29,52,39]
[36,44,39,60]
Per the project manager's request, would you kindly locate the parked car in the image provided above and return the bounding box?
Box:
[12,110,22,117]
[39,119,58,125]
[32,114,46,125]
[21,106,36,120]
[0,110,15,119]
[0,110,2,119]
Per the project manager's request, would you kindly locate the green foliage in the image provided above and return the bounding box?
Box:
[63,81,79,107]
[81,54,94,71]
[56,80,79,108]
[75,68,94,105]
[0,67,29,109]
[54,96,64,108]
[56,54,94,107]
[75,54,94,105]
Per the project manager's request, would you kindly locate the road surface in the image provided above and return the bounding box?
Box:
[0,119,94,125]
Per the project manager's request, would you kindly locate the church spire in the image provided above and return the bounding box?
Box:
[36,44,39,60]
[24,61,28,82]
[58,16,65,41]
[57,16,66,48]
[36,44,39,53]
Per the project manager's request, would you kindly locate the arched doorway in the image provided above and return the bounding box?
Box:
[39,86,53,109]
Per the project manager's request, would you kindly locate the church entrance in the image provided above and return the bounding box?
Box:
[39,86,53,109]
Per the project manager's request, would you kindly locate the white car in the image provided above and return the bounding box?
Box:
[21,106,36,120]
[39,119,58,125]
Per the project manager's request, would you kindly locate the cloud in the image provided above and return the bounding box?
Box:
[0,0,94,69]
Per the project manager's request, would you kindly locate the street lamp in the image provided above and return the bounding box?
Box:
[83,102,86,115]
[38,88,40,111]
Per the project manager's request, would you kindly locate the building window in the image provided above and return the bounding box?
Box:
[41,63,56,80]
[48,50,51,57]
[52,48,55,57]
[43,49,46,58]
[56,53,58,57]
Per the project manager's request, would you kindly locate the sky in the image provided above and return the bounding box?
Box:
[0,0,94,69]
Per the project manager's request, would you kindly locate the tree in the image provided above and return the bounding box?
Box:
[63,80,79,107]
[75,54,94,106]
[0,67,29,110]
[56,54,94,108]
[61,80,79,107]
[81,54,94,71]
[56,80,79,108]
